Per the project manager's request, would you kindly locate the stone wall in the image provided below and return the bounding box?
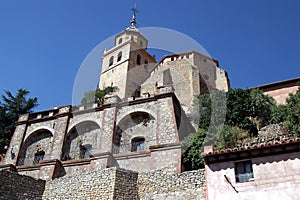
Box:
[43,168,116,199]
[0,167,206,199]
[138,168,206,199]
[0,170,45,200]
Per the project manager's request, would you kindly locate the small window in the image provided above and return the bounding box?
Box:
[117,51,122,62]
[140,41,143,47]
[109,56,114,66]
[186,55,189,59]
[79,145,89,159]
[33,151,45,165]
[137,54,141,65]
[144,60,148,64]
[131,137,145,152]
[118,38,123,44]
[235,160,254,183]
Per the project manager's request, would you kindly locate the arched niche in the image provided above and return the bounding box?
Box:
[61,121,100,161]
[17,129,53,166]
[113,112,155,154]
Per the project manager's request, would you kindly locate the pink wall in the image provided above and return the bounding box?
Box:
[206,152,300,200]
[264,85,298,104]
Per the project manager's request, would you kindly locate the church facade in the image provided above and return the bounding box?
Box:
[1,13,229,180]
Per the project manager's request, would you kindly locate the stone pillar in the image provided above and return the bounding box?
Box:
[156,96,179,145]
[150,143,182,173]
[3,114,29,165]
[49,106,71,160]
[100,107,117,153]
[89,152,114,172]
[39,159,62,180]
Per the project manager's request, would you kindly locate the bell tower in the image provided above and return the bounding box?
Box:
[99,6,156,99]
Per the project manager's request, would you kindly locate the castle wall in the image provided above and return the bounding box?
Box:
[41,167,206,199]
[0,170,45,200]
[2,92,187,179]
[0,163,205,200]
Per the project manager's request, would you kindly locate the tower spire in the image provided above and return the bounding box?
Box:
[127,4,139,31]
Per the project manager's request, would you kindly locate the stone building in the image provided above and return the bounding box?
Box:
[0,11,229,180]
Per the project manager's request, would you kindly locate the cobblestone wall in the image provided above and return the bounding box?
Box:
[42,168,116,199]
[0,167,206,199]
[0,170,45,200]
[138,168,206,199]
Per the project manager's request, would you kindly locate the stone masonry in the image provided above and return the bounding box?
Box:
[0,167,206,200]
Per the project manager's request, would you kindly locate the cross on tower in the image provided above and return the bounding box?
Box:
[130,4,138,28]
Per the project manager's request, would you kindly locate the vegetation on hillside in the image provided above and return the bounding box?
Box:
[182,86,300,170]
[80,86,118,107]
[0,89,38,154]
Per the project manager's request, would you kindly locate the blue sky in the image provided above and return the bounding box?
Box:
[0,1,299,111]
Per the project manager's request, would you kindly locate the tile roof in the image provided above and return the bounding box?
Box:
[201,138,300,164]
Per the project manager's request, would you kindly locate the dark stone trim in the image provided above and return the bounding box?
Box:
[0,164,17,171]
[113,150,151,159]
[149,142,181,151]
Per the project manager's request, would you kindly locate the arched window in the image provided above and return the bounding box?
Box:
[118,38,122,44]
[117,51,122,62]
[140,41,143,47]
[131,137,145,152]
[109,56,114,66]
[136,54,141,65]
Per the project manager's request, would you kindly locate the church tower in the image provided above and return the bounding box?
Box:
[99,7,156,99]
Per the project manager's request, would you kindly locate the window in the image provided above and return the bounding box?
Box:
[144,60,148,64]
[136,54,141,65]
[131,137,145,152]
[109,56,114,66]
[117,51,122,62]
[235,160,254,183]
[33,151,45,165]
[140,41,143,47]
[79,145,89,159]
[118,38,122,44]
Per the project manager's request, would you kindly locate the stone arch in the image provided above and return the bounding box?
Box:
[61,121,100,161]
[25,126,55,141]
[116,108,157,125]
[113,112,156,154]
[18,129,53,166]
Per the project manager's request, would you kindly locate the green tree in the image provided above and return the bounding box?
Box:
[270,104,287,124]
[0,89,38,154]
[81,86,118,107]
[284,87,300,137]
[183,88,276,170]
[182,129,207,170]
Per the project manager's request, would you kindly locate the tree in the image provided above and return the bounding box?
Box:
[0,89,38,154]
[182,88,276,170]
[81,86,118,107]
[284,87,300,137]
[182,129,207,170]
